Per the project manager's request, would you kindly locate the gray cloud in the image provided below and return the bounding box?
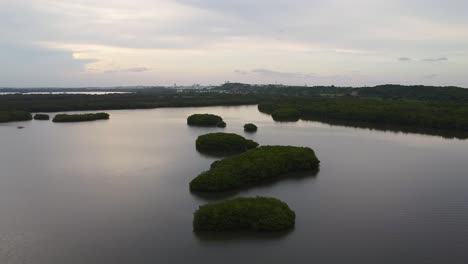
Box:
[251,69,316,79]
[234,69,249,75]
[104,67,151,74]
[235,69,352,83]
[422,57,448,62]
[398,57,412,61]
[0,0,467,86]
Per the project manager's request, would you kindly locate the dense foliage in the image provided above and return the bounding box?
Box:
[216,121,226,128]
[190,146,320,192]
[196,133,258,155]
[271,108,301,122]
[357,85,468,103]
[0,93,260,113]
[216,83,468,103]
[187,114,224,127]
[193,197,295,232]
[243,123,258,132]
[33,114,50,120]
[258,97,468,135]
[0,111,32,123]
[53,113,110,122]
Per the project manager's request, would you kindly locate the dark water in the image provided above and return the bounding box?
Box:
[1,105,467,264]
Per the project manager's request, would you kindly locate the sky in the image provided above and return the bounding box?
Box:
[1,0,467,87]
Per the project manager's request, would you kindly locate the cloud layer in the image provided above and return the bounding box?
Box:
[1,0,467,87]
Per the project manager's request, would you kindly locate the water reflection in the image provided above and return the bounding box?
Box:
[194,228,294,242]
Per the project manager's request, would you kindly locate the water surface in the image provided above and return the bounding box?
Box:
[1,105,467,264]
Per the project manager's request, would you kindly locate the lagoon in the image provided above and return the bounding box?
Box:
[1,105,468,264]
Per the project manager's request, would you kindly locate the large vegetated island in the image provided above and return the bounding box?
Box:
[196,133,258,155]
[193,197,295,232]
[187,113,225,127]
[53,112,110,122]
[258,97,468,136]
[2,85,468,138]
[0,111,32,123]
[190,146,320,192]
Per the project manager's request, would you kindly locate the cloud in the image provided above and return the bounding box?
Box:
[104,67,151,74]
[0,0,468,86]
[398,57,412,61]
[234,69,249,75]
[421,57,448,62]
[234,68,353,85]
[422,74,439,79]
[251,69,316,79]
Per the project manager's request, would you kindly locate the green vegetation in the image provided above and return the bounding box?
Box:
[0,111,32,123]
[357,84,468,103]
[258,97,468,135]
[190,146,320,192]
[244,123,258,132]
[193,197,295,232]
[271,108,301,122]
[0,93,260,113]
[216,121,226,128]
[33,114,50,120]
[196,133,258,155]
[187,114,224,127]
[216,83,468,103]
[53,112,110,122]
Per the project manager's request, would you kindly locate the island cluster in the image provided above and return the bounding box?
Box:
[187,113,320,232]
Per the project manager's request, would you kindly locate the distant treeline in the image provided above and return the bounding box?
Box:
[258,97,468,137]
[0,93,261,113]
[216,83,468,103]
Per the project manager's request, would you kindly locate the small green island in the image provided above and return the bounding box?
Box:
[196,132,258,155]
[34,114,50,120]
[52,113,110,123]
[0,111,32,123]
[187,114,225,127]
[193,197,295,232]
[244,123,258,132]
[190,145,320,192]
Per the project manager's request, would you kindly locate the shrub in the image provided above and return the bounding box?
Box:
[53,112,109,122]
[0,111,32,123]
[244,123,258,132]
[196,133,258,155]
[190,146,320,192]
[187,114,224,127]
[193,197,295,232]
[34,114,50,120]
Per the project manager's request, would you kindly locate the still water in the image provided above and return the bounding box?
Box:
[0,105,467,264]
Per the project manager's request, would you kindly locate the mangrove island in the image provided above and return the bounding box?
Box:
[193,197,295,232]
[33,114,50,120]
[190,145,320,192]
[196,132,258,155]
[187,113,225,127]
[244,123,258,132]
[53,112,110,123]
[0,111,32,123]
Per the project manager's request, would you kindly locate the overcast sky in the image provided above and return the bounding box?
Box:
[1,0,467,87]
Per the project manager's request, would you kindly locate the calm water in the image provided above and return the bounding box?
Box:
[1,105,468,264]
